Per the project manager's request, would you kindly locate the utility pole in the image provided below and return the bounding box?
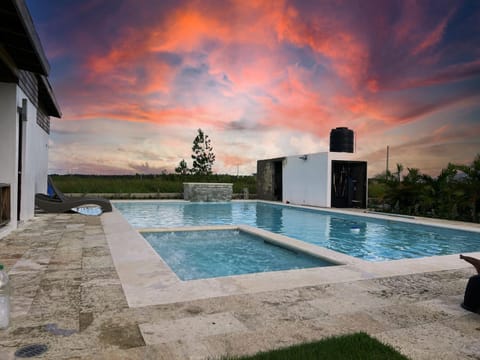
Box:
[386,145,390,178]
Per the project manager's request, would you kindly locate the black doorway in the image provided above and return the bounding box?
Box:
[17,100,26,221]
[331,161,367,208]
[273,161,283,201]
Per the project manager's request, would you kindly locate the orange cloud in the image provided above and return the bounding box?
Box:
[70,0,377,135]
[41,0,479,177]
[336,95,389,122]
[76,1,285,129]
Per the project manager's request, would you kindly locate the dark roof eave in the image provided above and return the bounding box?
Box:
[9,0,50,75]
[38,75,61,118]
[258,157,286,162]
[0,44,19,81]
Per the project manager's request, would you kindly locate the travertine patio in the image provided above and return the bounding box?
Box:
[0,212,479,359]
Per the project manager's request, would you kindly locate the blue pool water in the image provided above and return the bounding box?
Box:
[142,229,335,280]
[115,201,480,261]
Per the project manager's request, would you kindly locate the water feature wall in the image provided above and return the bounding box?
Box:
[183,182,233,202]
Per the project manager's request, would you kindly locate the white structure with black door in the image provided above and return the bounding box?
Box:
[282,152,367,208]
[256,127,368,208]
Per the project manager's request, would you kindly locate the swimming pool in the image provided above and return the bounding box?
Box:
[114,201,480,261]
[142,229,335,280]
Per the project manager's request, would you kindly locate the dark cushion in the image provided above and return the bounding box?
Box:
[462,274,480,313]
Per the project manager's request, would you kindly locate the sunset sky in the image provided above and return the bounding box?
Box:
[26,0,480,176]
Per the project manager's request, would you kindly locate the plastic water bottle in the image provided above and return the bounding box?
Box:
[0,264,10,329]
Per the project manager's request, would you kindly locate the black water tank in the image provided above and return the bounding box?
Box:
[330,127,354,153]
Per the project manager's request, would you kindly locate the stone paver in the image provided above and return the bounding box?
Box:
[0,213,479,359]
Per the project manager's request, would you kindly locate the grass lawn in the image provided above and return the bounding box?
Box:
[219,332,408,360]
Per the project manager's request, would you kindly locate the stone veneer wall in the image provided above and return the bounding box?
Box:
[256,160,275,200]
[183,183,233,202]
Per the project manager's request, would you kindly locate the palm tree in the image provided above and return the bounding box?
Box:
[433,163,460,219]
[401,168,424,215]
[455,154,480,222]
[370,155,480,222]
[396,163,404,182]
[419,173,435,216]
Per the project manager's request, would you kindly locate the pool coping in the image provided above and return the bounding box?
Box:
[103,200,480,308]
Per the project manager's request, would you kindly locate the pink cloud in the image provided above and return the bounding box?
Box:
[276,6,369,89]
[220,153,253,167]
[401,60,480,89]
[412,9,454,55]
[34,0,479,175]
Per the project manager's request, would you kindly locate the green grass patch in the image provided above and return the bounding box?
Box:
[219,332,408,360]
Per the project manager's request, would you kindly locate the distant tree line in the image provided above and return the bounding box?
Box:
[369,154,480,223]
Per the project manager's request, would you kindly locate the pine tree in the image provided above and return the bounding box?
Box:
[175,159,189,175]
[191,129,216,175]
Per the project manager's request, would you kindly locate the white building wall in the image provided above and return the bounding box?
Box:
[0,84,49,238]
[19,88,49,221]
[32,126,49,195]
[0,83,19,237]
[282,153,330,207]
[282,152,357,207]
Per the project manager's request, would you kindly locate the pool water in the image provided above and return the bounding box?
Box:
[142,229,335,280]
[115,201,480,261]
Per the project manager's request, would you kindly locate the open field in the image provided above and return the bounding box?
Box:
[51,174,257,195]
